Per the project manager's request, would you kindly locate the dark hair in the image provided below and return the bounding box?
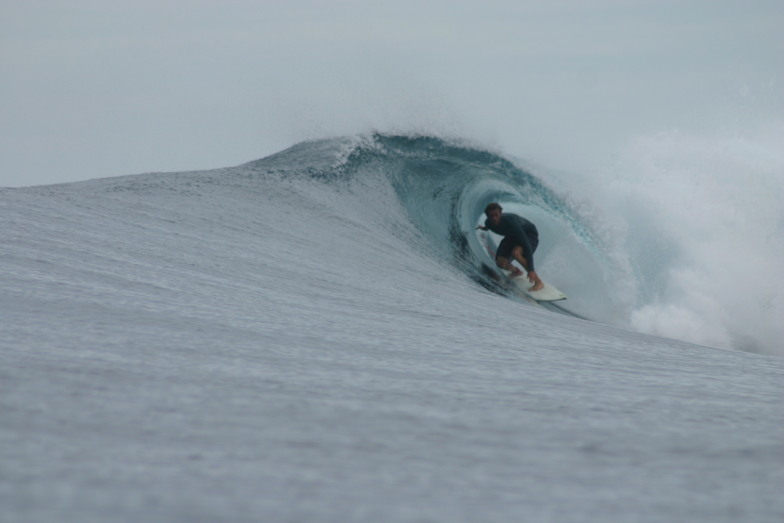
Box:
[484,202,502,215]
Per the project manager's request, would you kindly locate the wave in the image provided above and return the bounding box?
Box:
[36,131,777,355]
[236,132,782,355]
[238,134,632,327]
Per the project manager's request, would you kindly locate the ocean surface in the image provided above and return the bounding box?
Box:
[2,133,782,522]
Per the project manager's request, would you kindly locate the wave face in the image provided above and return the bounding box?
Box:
[241,132,781,355]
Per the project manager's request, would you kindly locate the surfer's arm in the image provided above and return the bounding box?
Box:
[475,225,488,231]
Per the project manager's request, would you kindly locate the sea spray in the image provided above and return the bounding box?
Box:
[585,125,784,355]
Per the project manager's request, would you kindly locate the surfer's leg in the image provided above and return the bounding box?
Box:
[511,246,544,290]
[495,256,511,270]
[497,238,523,275]
[496,256,523,276]
[510,246,530,271]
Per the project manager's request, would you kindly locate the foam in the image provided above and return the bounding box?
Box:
[590,125,784,355]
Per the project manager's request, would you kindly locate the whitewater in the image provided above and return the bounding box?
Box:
[1,133,782,522]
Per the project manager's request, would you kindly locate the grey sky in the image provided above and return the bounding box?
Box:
[2,0,781,187]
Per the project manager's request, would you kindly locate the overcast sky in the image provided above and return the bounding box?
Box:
[2,0,781,187]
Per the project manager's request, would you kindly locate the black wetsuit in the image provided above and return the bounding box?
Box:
[484,213,539,271]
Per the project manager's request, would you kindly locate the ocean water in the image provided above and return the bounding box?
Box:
[1,133,782,522]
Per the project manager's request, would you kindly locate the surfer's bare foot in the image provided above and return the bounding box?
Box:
[526,270,543,291]
[510,267,523,277]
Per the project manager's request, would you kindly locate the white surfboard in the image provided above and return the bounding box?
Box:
[510,274,567,302]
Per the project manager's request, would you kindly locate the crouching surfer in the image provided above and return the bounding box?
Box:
[476,202,544,291]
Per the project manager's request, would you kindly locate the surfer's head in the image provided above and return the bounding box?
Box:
[484,202,503,225]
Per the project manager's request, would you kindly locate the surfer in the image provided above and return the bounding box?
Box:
[476,202,544,291]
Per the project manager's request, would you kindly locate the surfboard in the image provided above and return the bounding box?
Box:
[510,274,567,302]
